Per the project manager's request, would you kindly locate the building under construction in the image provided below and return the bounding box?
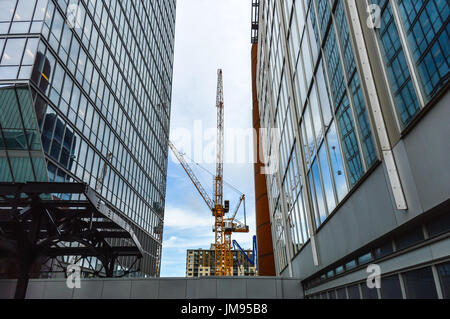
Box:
[186,245,257,278]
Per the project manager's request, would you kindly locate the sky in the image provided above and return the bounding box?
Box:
[160,0,255,277]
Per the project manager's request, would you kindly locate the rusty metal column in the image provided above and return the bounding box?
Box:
[252,42,276,276]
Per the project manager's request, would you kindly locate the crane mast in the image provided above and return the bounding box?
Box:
[214,69,226,276]
[215,69,224,207]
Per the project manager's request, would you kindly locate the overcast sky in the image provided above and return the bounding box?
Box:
[160,0,255,277]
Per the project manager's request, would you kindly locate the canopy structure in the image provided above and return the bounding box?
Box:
[0,182,143,298]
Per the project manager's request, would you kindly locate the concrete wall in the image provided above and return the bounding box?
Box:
[284,93,450,281]
[0,277,303,299]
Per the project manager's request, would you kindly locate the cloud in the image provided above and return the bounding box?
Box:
[164,205,213,230]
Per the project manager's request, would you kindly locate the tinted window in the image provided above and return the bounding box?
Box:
[403,267,438,299]
[374,241,393,259]
[381,275,403,299]
[337,288,347,299]
[437,262,450,299]
[345,260,357,270]
[347,285,360,299]
[361,284,379,299]
[427,213,450,238]
[358,253,373,265]
[395,227,424,250]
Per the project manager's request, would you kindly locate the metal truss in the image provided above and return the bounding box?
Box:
[251,0,260,44]
[0,182,144,298]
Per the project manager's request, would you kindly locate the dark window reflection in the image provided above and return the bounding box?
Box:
[403,267,438,299]
[40,113,76,173]
[337,287,347,299]
[347,285,360,299]
[381,275,403,299]
[437,262,450,299]
[395,227,424,250]
[361,284,379,299]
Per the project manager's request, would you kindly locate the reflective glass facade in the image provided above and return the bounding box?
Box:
[0,0,176,277]
[255,0,449,278]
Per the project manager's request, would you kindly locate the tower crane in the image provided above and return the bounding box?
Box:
[168,69,249,276]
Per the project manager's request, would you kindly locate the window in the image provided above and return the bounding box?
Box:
[398,0,450,98]
[358,253,373,265]
[319,143,336,213]
[316,61,332,127]
[323,30,346,108]
[302,36,313,87]
[402,267,438,299]
[327,122,348,201]
[347,285,360,299]
[334,287,345,299]
[374,241,394,259]
[437,262,450,299]
[304,104,315,163]
[310,84,323,144]
[361,284,379,299]
[345,260,357,271]
[10,156,35,182]
[334,0,356,75]
[349,74,377,167]
[336,96,364,186]
[0,0,15,23]
[312,158,326,225]
[1,38,26,66]
[395,226,424,250]
[380,275,403,299]
[427,212,450,237]
[374,1,420,128]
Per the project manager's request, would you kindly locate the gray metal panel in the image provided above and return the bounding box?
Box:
[72,280,103,299]
[0,279,17,299]
[102,280,132,299]
[130,279,159,299]
[429,238,450,261]
[390,141,424,225]
[246,278,277,299]
[402,94,450,212]
[290,243,316,280]
[42,280,74,299]
[25,281,46,299]
[216,278,246,299]
[186,278,217,299]
[313,166,397,270]
[275,279,283,298]
[0,278,305,299]
[281,280,303,299]
[158,279,187,299]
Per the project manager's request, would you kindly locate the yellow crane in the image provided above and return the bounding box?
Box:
[168,69,249,276]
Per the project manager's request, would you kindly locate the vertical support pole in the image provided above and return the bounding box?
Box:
[347,0,408,210]
[15,207,41,299]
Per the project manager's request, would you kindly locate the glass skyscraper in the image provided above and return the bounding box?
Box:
[0,0,176,277]
[254,0,449,298]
